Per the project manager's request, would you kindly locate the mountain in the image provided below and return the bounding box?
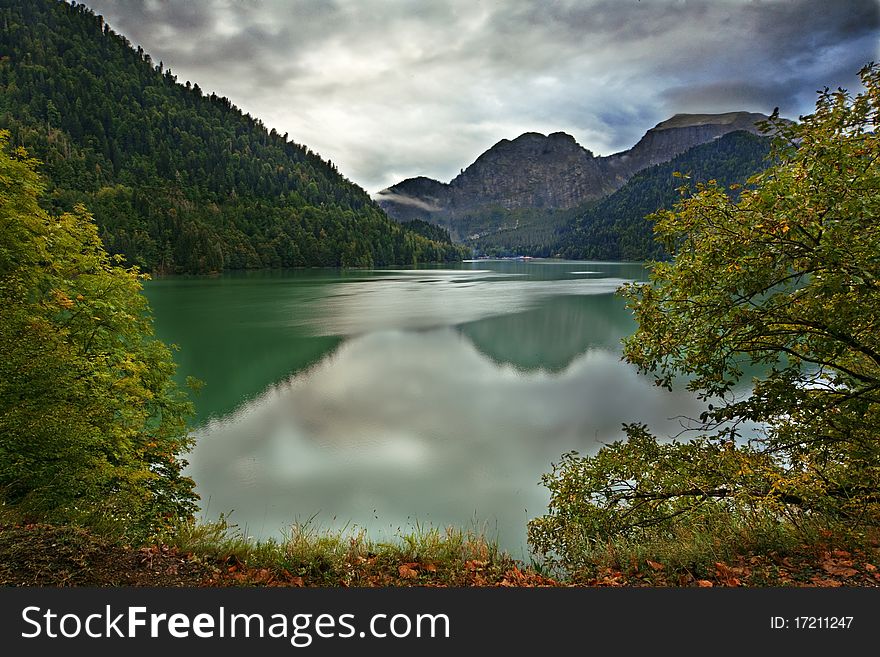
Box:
[552,130,773,261]
[600,111,772,184]
[0,0,467,273]
[376,112,773,246]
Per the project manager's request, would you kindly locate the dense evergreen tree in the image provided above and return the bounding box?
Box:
[0,0,467,273]
[462,206,582,257]
[555,130,773,261]
[399,219,456,245]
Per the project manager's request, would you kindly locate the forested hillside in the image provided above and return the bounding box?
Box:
[0,0,466,273]
[555,130,772,261]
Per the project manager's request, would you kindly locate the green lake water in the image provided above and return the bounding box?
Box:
[143,260,709,558]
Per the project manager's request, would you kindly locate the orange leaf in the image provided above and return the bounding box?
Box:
[696,580,714,587]
[646,560,665,571]
[810,576,843,587]
[821,563,858,577]
[398,564,419,579]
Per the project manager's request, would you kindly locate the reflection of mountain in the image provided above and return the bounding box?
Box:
[194,335,345,425]
[457,293,635,372]
[188,324,708,554]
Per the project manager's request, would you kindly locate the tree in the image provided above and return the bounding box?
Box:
[0,0,467,274]
[529,64,880,571]
[0,132,197,539]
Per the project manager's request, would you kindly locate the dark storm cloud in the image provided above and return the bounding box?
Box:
[81,0,880,191]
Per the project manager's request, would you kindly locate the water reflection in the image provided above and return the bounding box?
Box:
[144,261,701,557]
[458,293,636,372]
[189,328,706,558]
[297,270,632,336]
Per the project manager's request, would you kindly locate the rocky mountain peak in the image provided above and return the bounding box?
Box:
[652,111,770,132]
[376,111,776,225]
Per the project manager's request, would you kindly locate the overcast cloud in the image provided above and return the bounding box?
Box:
[81,0,879,191]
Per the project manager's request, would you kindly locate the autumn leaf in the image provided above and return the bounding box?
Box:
[821,562,858,578]
[646,560,665,571]
[696,580,714,587]
[398,564,419,579]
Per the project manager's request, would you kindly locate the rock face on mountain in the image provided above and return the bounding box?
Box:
[376,112,772,223]
[446,131,610,211]
[601,112,772,186]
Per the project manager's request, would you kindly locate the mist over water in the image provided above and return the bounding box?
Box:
[144,261,709,557]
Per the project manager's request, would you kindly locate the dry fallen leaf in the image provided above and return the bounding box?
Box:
[810,576,843,587]
[398,564,419,579]
[821,562,859,578]
[646,560,665,571]
[696,580,714,587]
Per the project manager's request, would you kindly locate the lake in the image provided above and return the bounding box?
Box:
[143,260,709,559]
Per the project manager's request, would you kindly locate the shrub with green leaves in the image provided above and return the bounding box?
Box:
[529,64,880,572]
[0,132,197,539]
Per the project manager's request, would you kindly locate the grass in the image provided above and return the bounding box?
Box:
[1,504,877,587]
[161,514,520,586]
[528,508,880,586]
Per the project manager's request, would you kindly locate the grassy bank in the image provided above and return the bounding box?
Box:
[1,510,878,587]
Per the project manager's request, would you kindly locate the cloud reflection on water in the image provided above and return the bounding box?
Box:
[188,326,706,557]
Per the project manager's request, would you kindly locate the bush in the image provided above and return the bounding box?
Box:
[529,64,880,573]
[0,132,197,539]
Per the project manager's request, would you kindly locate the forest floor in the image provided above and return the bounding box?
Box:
[1,520,879,588]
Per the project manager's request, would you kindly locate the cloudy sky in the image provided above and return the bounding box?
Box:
[81,0,879,192]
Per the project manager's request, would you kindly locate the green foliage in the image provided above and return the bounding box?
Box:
[0,132,197,539]
[399,219,455,245]
[0,0,465,273]
[556,130,773,261]
[529,64,880,572]
[164,515,504,586]
[459,205,581,257]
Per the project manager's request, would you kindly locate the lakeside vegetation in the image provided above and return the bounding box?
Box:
[530,64,880,577]
[0,2,880,586]
[2,509,877,587]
